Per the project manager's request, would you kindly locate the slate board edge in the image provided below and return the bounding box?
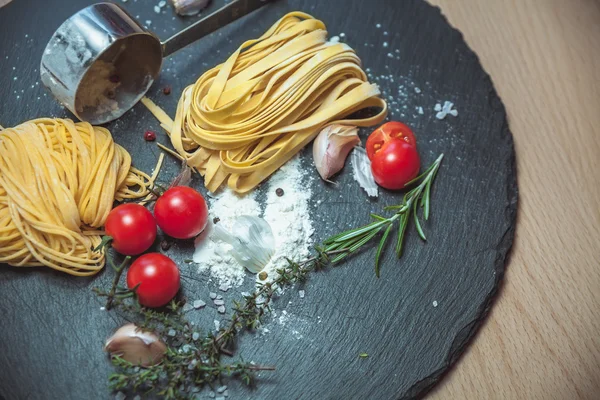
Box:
[399,5,519,399]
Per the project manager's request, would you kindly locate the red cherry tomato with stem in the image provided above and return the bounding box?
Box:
[366,122,421,190]
[154,186,208,239]
[127,253,180,308]
[104,204,156,255]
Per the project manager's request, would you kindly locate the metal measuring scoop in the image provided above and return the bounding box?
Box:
[40,0,272,125]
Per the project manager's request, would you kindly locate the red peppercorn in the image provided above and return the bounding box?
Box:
[162,86,171,95]
[144,131,156,141]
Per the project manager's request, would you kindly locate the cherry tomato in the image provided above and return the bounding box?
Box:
[366,122,421,190]
[127,253,180,308]
[365,121,417,160]
[154,186,208,239]
[105,204,157,255]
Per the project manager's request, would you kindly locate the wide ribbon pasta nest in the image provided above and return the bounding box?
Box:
[145,12,387,193]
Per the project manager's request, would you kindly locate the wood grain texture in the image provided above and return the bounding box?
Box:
[426,0,600,399]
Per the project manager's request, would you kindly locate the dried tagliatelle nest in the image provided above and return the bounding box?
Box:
[144,11,387,193]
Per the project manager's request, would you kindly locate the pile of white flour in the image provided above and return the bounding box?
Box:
[193,157,314,288]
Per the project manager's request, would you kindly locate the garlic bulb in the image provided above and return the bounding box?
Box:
[312,125,360,181]
[212,215,275,273]
[351,147,378,197]
[170,0,210,16]
[104,323,167,367]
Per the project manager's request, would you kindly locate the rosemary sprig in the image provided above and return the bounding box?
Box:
[323,153,443,276]
[97,154,443,399]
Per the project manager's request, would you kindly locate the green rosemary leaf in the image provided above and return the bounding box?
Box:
[326,230,369,255]
[413,198,426,241]
[358,353,369,358]
[395,213,409,257]
[370,213,387,221]
[404,166,433,187]
[375,223,394,278]
[330,229,379,263]
[423,180,432,220]
[334,220,387,243]
[350,228,381,252]
[325,220,385,244]
[383,205,403,211]
[329,252,349,264]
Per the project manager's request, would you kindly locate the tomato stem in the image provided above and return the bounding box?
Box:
[105,256,132,310]
[94,235,113,253]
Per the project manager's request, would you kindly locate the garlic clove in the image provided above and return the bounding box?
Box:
[104,323,167,367]
[313,125,360,181]
[170,0,211,16]
[212,215,275,273]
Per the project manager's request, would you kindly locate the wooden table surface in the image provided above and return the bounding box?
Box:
[426,0,600,399]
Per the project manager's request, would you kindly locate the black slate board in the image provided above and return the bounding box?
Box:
[0,1,518,399]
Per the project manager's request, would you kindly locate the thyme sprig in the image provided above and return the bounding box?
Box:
[92,256,136,310]
[98,154,443,399]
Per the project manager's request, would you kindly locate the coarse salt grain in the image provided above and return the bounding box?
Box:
[193,300,205,309]
[435,101,458,120]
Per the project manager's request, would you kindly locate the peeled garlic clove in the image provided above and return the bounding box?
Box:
[313,125,360,181]
[213,215,275,273]
[104,323,167,367]
[170,0,211,16]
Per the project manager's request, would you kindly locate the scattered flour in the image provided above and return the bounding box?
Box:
[260,158,315,284]
[193,190,260,287]
[193,157,314,288]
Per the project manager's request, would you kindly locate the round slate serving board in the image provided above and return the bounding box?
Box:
[0,1,517,399]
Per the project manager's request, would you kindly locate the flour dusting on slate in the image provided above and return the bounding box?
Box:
[193,157,314,288]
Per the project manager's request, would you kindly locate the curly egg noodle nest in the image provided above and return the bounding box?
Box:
[145,11,388,193]
[0,118,153,276]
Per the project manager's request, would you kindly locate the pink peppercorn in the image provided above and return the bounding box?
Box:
[144,131,156,141]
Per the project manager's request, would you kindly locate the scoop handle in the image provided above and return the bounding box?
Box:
[162,0,274,57]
